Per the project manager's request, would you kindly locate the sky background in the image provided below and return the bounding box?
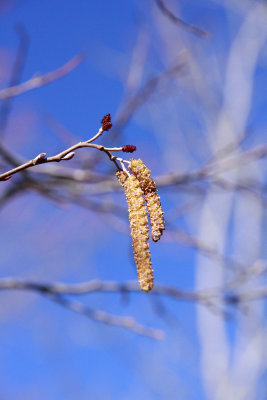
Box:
[0,1,267,399]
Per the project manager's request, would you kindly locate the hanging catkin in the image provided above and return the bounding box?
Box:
[129,159,165,242]
[116,171,154,292]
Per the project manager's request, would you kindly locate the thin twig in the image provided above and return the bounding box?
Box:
[0,127,125,181]
[1,277,266,308]
[0,23,29,131]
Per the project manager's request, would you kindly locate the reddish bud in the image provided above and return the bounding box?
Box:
[101,113,112,131]
[122,145,136,153]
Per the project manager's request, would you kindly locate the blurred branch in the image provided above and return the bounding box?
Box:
[113,59,187,137]
[0,53,85,100]
[0,278,203,299]
[49,294,164,340]
[1,277,266,312]
[156,145,267,187]
[0,119,134,181]
[13,143,266,193]
[154,0,210,39]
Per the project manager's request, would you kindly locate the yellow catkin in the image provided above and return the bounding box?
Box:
[116,171,154,292]
[129,159,165,242]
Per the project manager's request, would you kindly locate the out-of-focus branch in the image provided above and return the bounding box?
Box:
[1,277,266,311]
[0,117,135,181]
[23,132,267,191]
[0,277,199,298]
[0,278,164,340]
[156,145,267,187]
[48,294,164,340]
[0,53,85,100]
[113,60,187,137]
[154,0,210,39]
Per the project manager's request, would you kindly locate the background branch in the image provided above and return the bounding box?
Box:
[154,0,210,38]
[0,53,85,100]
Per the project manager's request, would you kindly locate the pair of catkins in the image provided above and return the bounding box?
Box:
[116,159,165,292]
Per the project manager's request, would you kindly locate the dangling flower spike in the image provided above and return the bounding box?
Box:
[116,171,154,292]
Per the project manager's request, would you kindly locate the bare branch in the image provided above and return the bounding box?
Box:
[154,0,210,39]
[48,294,164,340]
[0,53,85,100]
[1,277,267,311]
[0,278,228,304]
[156,145,267,187]
[113,60,187,137]
[0,123,132,181]
[0,278,164,340]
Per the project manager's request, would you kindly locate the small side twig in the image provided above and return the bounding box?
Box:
[49,294,164,340]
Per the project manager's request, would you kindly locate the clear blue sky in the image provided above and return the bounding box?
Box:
[0,1,266,399]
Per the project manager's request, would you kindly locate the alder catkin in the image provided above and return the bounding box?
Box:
[129,159,165,242]
[116,171,154,292]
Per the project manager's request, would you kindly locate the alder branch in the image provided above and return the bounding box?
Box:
[3,129,265,191]
[0,53,85,100]
[0,278,164,340]
[0,119,136,181]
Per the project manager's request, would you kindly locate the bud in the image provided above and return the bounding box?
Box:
[129,159,165,242]
[33,152,47,165]
[116,171,154,292]
[61,151,75,160]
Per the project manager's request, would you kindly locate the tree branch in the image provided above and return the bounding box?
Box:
[154,0,210,39]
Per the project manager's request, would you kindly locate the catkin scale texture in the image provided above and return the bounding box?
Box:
[116,171,154,292]
[129,159,165,242]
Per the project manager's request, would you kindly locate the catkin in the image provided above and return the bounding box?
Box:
[129,159,165,242]
[116,171,154,292]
